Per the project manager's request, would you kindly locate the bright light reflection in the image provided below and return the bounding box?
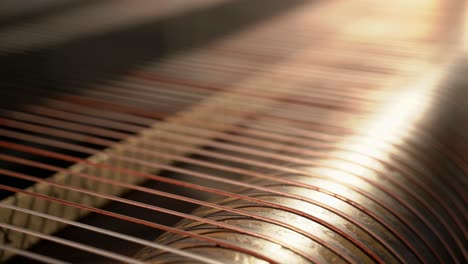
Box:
[347,68,442,161]
[464,3,468,52]
[304,66,444,214]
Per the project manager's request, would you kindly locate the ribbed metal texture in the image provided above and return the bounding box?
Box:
[0,0,466,263]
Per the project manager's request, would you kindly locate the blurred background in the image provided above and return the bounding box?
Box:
[0,1,467,263]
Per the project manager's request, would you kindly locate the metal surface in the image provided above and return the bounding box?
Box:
[0,0,467,263]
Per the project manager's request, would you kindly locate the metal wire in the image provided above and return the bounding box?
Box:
[1,0,467,263]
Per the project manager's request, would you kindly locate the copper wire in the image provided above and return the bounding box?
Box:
[1,102,465,261]
[1,1,466,263]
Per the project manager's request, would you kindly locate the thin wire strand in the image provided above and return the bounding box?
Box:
[0,142,426,263]
[0,222,148,264]
[0,184,281,264]
[1,114,458,262]
[0,244,70,264]
[0,204,223,264]
[0,169,341,264]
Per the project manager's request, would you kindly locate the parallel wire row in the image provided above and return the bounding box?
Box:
[1,0,467,263]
